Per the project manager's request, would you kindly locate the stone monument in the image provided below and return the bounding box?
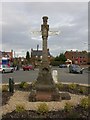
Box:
[29,16,60,101]
[29,16,71,101]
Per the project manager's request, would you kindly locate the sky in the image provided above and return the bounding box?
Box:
[0,1,88,57]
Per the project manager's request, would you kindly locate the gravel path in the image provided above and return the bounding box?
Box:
[0,90,87,116]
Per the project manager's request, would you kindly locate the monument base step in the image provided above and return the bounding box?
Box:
[29,90,61,102]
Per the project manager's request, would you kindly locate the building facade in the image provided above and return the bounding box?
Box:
[65,50,89,65]
[2,50,13,60]
[31,48,52,67]
[0,50,13,65]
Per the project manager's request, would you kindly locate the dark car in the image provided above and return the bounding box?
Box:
[69,64,83,74]
[23,65,34,71]
[59,64,67,68]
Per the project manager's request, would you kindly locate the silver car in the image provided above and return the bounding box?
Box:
[0,64,14,73]
[69,64,83,74]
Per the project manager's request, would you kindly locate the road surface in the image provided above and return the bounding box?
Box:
[1,67,89,84]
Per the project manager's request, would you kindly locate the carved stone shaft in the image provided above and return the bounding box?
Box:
[29,16,60,101]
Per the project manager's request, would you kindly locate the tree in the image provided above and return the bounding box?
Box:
[55,56,60,61]
[51,53,67,66]
[58,53,67,62]
[55,53,66,62]
[26,51,30,63]
[13,58,18,67]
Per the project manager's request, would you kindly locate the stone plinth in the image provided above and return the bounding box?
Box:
[29,66,61,101]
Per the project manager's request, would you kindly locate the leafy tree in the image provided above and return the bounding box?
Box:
[26,51,30,63]
[13,58,18,66]
[59,53,67,62]
[55,53,66,62]
[55,56,60,61]
[51,53,67,66]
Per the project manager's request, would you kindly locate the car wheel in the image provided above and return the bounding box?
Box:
[80,71,83,74]
[11,69,13,73]
[2,70,5,73]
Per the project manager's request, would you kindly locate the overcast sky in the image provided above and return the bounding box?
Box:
[1,2,88,57]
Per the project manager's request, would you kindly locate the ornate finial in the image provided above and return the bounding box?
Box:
[42,16,48,24]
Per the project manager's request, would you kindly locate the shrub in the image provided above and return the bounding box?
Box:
[19,81,29,89]
[2,85,8,92]
[50,61,61,66]
[15,104,25,113]
[78,87,86,94]
[68,112,80,118]
[80,97,90,109]
[23,82,29,89]
[55,83,63,90]
[31,81,36,87]
[19,81,25,88]
[37,103,49,114]
[68,83,77,90]
[64,102,73,112]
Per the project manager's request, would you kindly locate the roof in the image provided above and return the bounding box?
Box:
[65,50,87,54]
[65,51,88,57]
[2,51,13,58]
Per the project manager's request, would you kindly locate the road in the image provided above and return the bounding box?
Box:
[1,67,89,84]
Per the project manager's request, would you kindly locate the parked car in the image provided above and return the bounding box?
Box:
[0,64,14,73]
[22,65,34,71]
[69,64,83,74]
[59,64,67,68]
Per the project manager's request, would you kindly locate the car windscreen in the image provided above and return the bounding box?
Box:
[75,65,80,68]
[2,65,9,68]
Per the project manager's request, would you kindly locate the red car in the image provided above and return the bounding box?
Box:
[23,65,34,71]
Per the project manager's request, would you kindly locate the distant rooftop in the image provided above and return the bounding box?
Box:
[31,49,51,57]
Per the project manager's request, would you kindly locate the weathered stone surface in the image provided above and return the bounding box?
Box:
[29,16,65,101]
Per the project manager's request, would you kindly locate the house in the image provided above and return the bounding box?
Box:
[31,48,53,67]
[65,50,88,65]
[1,50,13,65]
[2,50,13,60]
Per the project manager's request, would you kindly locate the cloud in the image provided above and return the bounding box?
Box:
[1,2,88,56]
[31,36,42,41]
